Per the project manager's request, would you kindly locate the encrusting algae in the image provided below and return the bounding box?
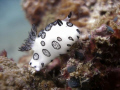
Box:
[0,53,57,90]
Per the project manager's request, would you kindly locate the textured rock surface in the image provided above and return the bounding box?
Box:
[22,0,120,29]
[0,56,57,90]
[17,0,120,89]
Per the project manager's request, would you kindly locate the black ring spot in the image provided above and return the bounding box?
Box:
[68,36,74,41]
[67,44,71,47]
[41,32,46,39]
[57,37,62,41]
[76,29,81,34]
[67,22,73,27]
[33,53,39,60]
[67,50,70,52]
[52,41,61,50]
[68,12,72,18]
[53,21,57,26]
[41,63,44,67]
[51,60,53,62]
[57,19,63,26]
[42,49,51,57]
[77,36,79,39]
[45,23,53,31]
[29,62,32,65]
[41,41,45,46]
[34,66,36,68]
[59,54,62,56]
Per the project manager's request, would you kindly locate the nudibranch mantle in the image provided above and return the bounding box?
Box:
[19,12,81,71]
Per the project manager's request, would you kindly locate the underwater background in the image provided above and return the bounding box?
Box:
[0,0,30,61]
[0,0,120,90]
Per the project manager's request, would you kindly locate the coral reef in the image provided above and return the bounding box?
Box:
[0,52,57,90]
[22,0,60,25]
[0,50,7,57]
[87,7,120,90]
[44,3,120,89]
[18,54,32,67]
[21,0,120,31]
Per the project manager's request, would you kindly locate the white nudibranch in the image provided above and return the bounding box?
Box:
[19,12,81,71]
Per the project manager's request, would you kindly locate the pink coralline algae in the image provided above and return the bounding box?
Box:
[0,50,7,57]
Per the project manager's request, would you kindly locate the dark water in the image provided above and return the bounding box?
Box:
[0,0,30,61]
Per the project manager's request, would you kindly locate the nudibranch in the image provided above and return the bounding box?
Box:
[19,12,81,71]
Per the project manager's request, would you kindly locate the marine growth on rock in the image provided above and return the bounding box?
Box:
[1,0,120,90]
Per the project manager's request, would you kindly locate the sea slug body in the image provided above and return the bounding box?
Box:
[19,12,81,71]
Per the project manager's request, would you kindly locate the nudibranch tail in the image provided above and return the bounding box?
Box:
[19,24,37,51]
[64,12,72,22]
